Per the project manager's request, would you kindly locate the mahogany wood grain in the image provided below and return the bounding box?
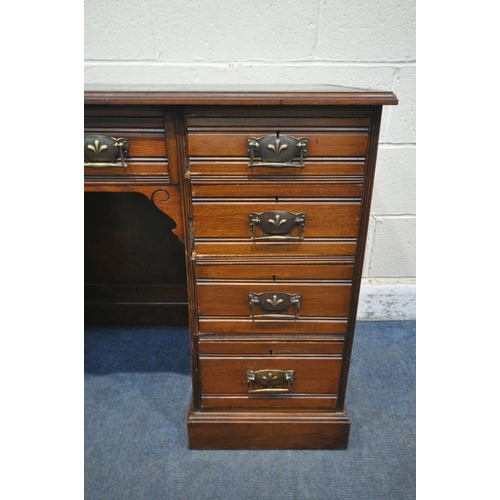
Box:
[84,117,166,130]
[163,107,182,185]
[191,180,364,198]
[199,355,341,394]
[188,132,368,158]
[188,159,366,177]
[187,407,351,449]
[198,339,344,355]
[198,317,348,335]
[200,395,338,410]
[126,136,167,157]
[194,239,357,258]
[336,106,383,413]
[84,104,165,118]
[84,160,168,177]
[196,281,351,318]
[184,104,375,119]
[85,86,397,450]
[195,261,354,280]
[187,115,371,128]
[84,85,398,106]
[192,199,361,239]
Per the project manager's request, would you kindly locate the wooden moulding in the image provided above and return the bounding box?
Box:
[187,401,351,450]
[84,85,398,107]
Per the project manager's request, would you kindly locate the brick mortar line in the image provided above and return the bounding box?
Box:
[84,60,416,66]
[370,215,416,219]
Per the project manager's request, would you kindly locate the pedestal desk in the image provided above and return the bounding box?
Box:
[84,85,398,449]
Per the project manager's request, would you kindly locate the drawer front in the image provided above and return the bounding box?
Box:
[199,354,342,409]
[198,339,344,355]
[194,239,357,258]
[186,106,371,179]
[188,131,368,158]
[189,159,366,178]
[187,105,369,412]
[195,261,354,281]
[198,316,348,335]
[84,105,169,176]
[191,180,364,198]
[196,281,351,318]
[192,199,361,239]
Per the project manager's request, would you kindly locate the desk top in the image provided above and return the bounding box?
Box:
[84,84,398,106]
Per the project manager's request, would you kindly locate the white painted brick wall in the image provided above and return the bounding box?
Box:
[84,0,416,319]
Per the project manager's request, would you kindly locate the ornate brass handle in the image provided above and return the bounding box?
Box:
[247,369,294,393]
[84,134,129,168]
[249,210,306,241]
[247,132,308,168]
[248,292,301,319]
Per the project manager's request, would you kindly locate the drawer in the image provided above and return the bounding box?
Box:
[192,199,361,239]
[186,105,371,178]
[189,159,366,178]
[199,350,342,410]
[84,105,169,176]
[199,316,348,335]
[196,260,354,281]
[196,281,351,318]
[191,180,364,198]
[198,339,345,355]
[194,239,357,258]
[188,131,368,158]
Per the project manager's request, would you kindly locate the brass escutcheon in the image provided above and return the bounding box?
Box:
[246,369,295,393]
[248,291,302,319]
[247,132,308,168]
[249,210,306,241]
[84,134,129,168]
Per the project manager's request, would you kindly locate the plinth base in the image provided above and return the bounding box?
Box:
[187,401,351,450]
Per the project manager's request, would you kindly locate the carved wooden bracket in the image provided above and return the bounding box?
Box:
[150,187,184,244]
[84,184,185,244]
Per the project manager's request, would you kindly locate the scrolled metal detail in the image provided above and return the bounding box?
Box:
[84,134,129,168]
[249,210,306,241]
[246,369,295,393]
[248,292,302,319]
[247,132,308,168]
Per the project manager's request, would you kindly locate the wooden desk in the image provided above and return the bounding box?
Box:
[84,85,398,449]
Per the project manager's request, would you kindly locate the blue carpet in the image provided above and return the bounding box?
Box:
[85,321,415,499]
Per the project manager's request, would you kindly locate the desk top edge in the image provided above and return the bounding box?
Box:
[84,84,398,106]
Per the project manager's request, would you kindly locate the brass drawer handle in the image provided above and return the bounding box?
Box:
[249,210,306,241]
[247,369,294,393]
[247,132,308,168]
[248,292,301,319]
[84,134,129,168]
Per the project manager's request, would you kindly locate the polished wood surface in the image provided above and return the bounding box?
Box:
[198,316,349,335]
[195,261,354,280]
[187,407,351,450]
[84,84,399,106]
[196,282,351,317]
[85,105,170,178]
[84,86,397,449]
[191,200,361,238]
[197,339,345,355]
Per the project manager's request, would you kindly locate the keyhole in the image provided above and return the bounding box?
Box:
[272,275,276,282]
[269,350,273,356]
[275,196,279,203]
[276,131,280,138]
